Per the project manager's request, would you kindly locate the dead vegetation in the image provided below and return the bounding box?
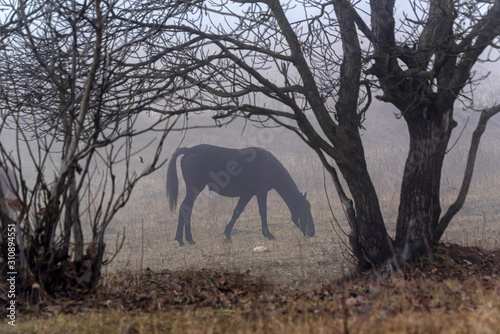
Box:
[1,243,499,333]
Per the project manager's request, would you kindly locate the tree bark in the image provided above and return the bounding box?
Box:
[395,104,454,261]
[338,158,394,269]
[331,0,394,269]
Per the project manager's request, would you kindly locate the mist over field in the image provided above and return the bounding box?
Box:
[71,72,499,286]
[1,66,498,288]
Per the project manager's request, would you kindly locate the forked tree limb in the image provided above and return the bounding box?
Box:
[434,105,500,242]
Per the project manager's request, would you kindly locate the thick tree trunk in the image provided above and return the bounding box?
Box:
[332,127,394,269]
[321,155,393,270]
[395,105,454,261]
[342,164,394,269]
[329,0,394,270]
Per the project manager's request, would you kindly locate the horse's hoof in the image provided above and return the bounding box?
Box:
[176,239,184,247]
[267,234,276,240]
[224,231,232,242]
[188,240,196,245]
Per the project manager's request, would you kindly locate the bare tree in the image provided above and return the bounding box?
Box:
[138,0,500,269]
[0,0,191,296]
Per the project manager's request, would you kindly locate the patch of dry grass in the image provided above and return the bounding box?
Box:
[104,181,350,289]
[3,245,500,333]
[4,275,500,334]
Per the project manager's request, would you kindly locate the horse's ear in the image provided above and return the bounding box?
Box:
[303,192,307,199]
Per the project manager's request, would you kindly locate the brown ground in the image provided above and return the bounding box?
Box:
[5,243,499,321]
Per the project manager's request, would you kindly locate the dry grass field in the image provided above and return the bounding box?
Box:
[100,112,500,287]
[1,110,500,333]
[3,244,500,333]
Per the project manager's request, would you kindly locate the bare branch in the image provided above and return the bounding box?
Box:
[434,105,500,242]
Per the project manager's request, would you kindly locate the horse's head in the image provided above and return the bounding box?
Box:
[292,192,315,237]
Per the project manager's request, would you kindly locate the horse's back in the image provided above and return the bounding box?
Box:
[179,144,278,196]
[181,144,272,168]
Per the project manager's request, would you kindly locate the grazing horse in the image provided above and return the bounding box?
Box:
[166,144,315,246]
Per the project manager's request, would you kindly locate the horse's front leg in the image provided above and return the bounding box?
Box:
[224,194,252,242]
[257,192,275,240]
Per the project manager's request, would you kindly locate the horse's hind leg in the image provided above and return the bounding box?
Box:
[257,192,275,240]
[176,189,200,246]
[184,198,197,245]
[175,201,187,246]
[224,194,252,242]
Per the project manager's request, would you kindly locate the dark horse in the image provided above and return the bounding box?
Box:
[166,144,315,246]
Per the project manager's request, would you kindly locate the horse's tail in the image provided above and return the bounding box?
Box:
[166,147,188,211]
